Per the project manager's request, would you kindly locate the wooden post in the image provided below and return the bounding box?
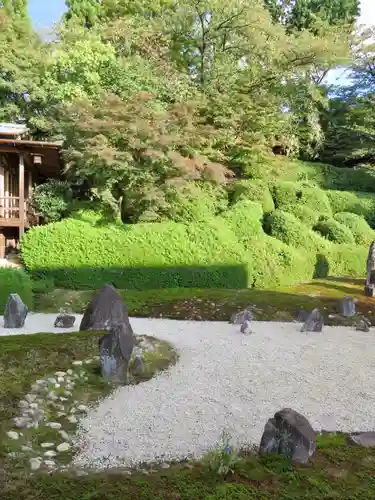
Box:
[19,153,25,240]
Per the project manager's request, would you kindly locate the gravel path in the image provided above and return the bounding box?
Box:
[1,314,375,469]
[69,318,375,469]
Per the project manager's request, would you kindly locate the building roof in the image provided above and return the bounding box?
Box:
[0,123,29,138]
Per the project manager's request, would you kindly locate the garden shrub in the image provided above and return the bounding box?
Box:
[164,182,228,222]
[230,180,274,214]
[0,268,33,314]
[313,218,355,244]
[264,210,327,252]
[333,212,374,245]
[22,218,250,289]
[221,200,264,244]
[326,190,375,227]
[323,244,367,277]
[30,180,73,223]
[287,205,320,227]
[248,235,315,287]
[271,181,331,216]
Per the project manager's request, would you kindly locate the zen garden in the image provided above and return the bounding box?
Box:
[2,0,375,498]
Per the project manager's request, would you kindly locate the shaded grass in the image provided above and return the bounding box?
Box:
[35,277,373,324]
[0,331,177,472]
[3,433,375,499]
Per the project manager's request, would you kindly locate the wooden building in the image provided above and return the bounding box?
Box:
[0,123,63,258]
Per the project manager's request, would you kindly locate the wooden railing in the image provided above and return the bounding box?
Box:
[0,196,39,226]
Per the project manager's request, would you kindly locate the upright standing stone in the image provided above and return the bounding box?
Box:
[3,293,28,328]
[301,308,323,332]
[365,240,375,297]
[80,284,133,335]
[339,296,356,317]
[99,323,134,384]
[259,408,316,464]
[229,307,254,324]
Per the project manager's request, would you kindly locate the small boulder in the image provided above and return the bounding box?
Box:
[99,323,134,385]
[132,349,145,376]
[301,308,323,332]
[54,314,76,328]
[259,408,316,464]
[339,296,356,317]
[80,284,133,335]
[356,316,371,332]
[3,293,28,328]
[229,307,254,324]
[296,309,309,323]
[240,319,252,334]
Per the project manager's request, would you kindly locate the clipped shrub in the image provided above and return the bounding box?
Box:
[221,200,264,245]
[264,210,327,252]
[326,190,375,227]
[270,181,298,210]
[248,235,315,288]
[333,212,375,245]
[230,180,274,214]
[287,205,320,228]
[271,181,331,216]
[164,182,228,223]
[313,218,355,244]
[22,218,251,289]
[0,268,33,314]
[323,244,368,277]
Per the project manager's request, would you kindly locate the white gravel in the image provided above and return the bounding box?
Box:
[1,314,375,469]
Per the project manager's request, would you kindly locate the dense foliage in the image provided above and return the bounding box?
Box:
[1,1,375,289]
[0,268,33,314]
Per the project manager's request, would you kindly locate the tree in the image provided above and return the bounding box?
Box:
[1,0,29,19]
[63,0,104,28]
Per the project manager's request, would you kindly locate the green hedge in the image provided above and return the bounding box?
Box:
[230,180,274,214]
[0,268,33,315]
[221,200,264,244]
[264,210,327,252]
[323,244,367,277]
[287,205,320,227]
[326,190,375,227]
[333,212,374,245]
[271,181,332,216]
[22,218,251,289]
[314,218,355,244]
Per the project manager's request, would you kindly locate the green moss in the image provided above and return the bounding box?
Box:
[0,268,33,314]
[314,218,355,244]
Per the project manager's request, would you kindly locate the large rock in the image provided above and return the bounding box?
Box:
[300,308,323,332]
[365,240,375,296]
[3,293,28,328]
[80,284,133,335]
[348,432,375,448]
[99,323,134,384]
[259,408,316,464]
[339,296,356,317]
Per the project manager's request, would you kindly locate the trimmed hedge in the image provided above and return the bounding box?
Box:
[0,268,33,315]
[323,244,367,277]
[22,218,250,289]
[287,205,320,228]
[264,210,328,252]
[271,181,332,216]
[230,180,274,214]
[221,200,264,244]
[333,212,374,245]
[314,218,355,244]
[326,190,375,227]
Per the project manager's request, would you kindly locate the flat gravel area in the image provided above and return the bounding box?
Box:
[69,318,375,469]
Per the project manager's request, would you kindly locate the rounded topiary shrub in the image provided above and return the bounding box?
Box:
[248,235,315,288]
[326,190,375,227]
[264,210,327,252]
[221,200,264,245]
[296,186,332,217]
[230,180,274,214]
[323,244,368,277]
[287,205,320,228]
[0,268,33,314]
[333,212,375,245]
[271,181,331,217]
[270,181,299,210]
[314,217,355,244]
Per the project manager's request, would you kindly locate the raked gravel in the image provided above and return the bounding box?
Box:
[1,314,375,469]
